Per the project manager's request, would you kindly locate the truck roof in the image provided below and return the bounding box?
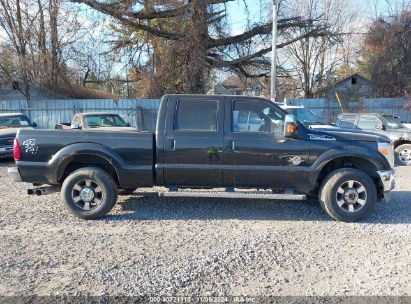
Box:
[0,112,25,117]
[163,94,268,99]
[75,112,123,116]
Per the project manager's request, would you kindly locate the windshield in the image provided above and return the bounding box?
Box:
[84,114,127,128]
[0,115,31,129]
[382,116,406,129]
[289,108,324,125]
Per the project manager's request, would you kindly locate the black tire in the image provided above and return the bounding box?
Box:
[61,167,118,220]
[395,144,411,166]
[118,188,136,195]
[319,168,377,222]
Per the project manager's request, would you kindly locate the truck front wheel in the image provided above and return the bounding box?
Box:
[61,167,118,220]
[319,168,377,222]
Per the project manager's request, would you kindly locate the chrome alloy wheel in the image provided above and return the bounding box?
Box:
[71,179,103,211]
[399,149,411,163]
[336,180,367,213]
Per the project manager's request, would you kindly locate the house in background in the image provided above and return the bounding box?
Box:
[321,73,374,101]
[211,83,243,95]
[209,76,263,96]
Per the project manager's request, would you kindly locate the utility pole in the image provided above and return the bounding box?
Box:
[270,0,278,102]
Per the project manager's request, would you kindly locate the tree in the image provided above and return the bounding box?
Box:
[0,0,32,101]
[362,9,411,97]
[71,0,331,95]
[279,0,356,98]
[0,0,92,100]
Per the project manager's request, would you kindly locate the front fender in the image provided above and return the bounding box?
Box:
[304,145,390,190]
[311,145,390,173]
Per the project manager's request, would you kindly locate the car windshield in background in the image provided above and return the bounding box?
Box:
[0,115,31,129]
[382,116,406,129]
[84,115,127,128]
[289,108,324,125]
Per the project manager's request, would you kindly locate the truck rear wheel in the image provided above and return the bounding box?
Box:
[61,167,118,220]
[319,168,377,222]
[395,144,411,166]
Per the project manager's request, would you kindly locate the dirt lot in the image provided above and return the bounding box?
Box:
[0,160,410,297]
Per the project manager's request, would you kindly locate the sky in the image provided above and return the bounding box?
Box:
[225,0,410,34]
[1,0,409,83]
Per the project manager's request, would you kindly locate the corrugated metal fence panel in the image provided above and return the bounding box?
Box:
[287,98,410,123]
[0,99,162,130]
[1,98,410,129]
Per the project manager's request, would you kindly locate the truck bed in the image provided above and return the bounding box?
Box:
[15,129,155,188]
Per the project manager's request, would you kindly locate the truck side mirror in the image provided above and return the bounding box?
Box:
[72,123,82,130]
[284,114,298,138]
[32,122,37,128]
[375,124,385,131]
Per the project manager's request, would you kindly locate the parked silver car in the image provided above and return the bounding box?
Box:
[336,113,411,166]
[0,113,36,158]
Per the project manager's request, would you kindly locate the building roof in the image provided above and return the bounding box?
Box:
[332,73,371,87]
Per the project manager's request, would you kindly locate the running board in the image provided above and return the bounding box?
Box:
[158,190,306,200]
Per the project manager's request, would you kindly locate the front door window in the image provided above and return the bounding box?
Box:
[357,115,383,130]
[232,99,285,137]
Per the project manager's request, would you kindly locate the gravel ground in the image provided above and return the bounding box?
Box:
[0,160,410,297]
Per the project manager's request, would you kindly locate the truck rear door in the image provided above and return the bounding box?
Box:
[163,96,224,187]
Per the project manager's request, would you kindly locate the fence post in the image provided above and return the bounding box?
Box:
[136,107,143,130]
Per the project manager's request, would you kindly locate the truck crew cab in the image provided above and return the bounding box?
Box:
[8,95,395,222]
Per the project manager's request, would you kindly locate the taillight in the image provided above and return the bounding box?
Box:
[13,138,21,161]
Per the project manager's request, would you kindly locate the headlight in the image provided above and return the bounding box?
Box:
[378,142,394,168]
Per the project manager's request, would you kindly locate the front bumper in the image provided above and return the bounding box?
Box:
[8,167,22,182]
[377,169,395,202]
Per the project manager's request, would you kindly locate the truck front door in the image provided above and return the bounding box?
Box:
[163,97,224,187]
[356,114,386,134]
[223,98,311,190]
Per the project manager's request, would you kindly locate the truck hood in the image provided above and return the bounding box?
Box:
[308,127,390,143]
[389,127,411,138]
[307,124,340,130]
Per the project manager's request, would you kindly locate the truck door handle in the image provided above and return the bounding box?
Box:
[166,138,176,151]
[225,139,235,151]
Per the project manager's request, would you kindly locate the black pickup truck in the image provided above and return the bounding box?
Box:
[8,95,395,222]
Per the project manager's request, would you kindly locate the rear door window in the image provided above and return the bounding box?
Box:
[174,99,218,131]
